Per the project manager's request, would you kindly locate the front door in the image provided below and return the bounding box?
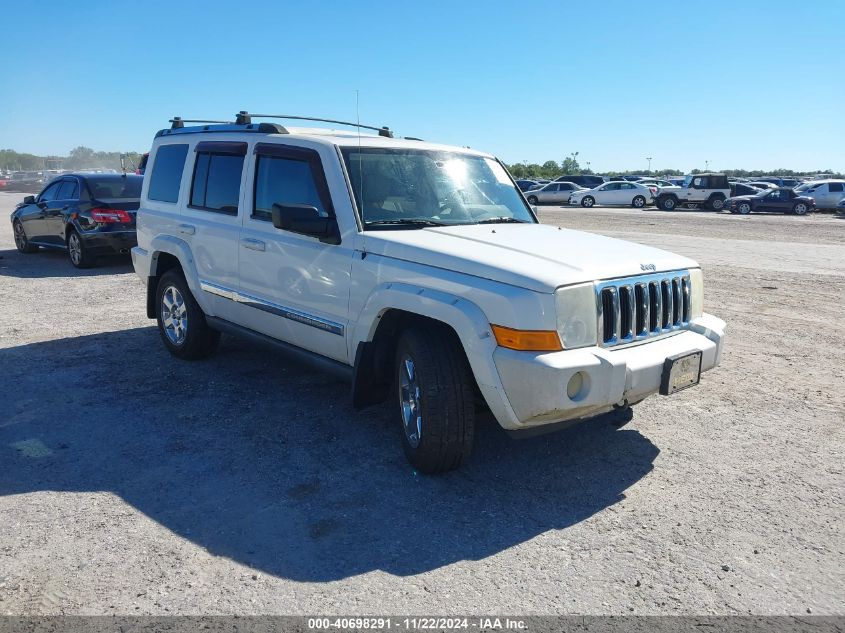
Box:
[23,180,64,241]
[236,143,353,363]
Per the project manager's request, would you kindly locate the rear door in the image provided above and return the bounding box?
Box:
[44,178,80,243]
[826,182,844,207]
[179,140,247,322]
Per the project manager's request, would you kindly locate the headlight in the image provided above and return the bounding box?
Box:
[555,283,598,349]
[689,268,704,318]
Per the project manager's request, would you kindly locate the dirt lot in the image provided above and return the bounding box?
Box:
[0,192,843,616]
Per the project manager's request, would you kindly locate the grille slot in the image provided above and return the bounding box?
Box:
[597,271,691,347]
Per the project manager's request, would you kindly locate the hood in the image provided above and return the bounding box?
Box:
[362,223,698,293]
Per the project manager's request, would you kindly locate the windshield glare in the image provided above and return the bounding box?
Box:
[341,148,535,228]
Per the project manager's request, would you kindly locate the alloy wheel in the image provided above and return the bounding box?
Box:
[14,222,26,250]
[68,233,82,265]
[161,285,189,345]
[399,354,422,448]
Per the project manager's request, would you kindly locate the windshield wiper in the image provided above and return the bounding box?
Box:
[364,218,447,229]
[474,216,530,224]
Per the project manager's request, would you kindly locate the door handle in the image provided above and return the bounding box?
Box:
[177,224,196,235]
[240,238,266,252]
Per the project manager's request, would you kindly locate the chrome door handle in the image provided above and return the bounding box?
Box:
[240,238,266,252]
[177,224,195,235]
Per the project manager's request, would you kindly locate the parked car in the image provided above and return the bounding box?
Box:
[794,179,845,208]
[729,182,764,197]
[655,173,731,211]
[515,179,539,192]
[726,187,814,215]
[568,181,656,208]
[131,113,724,473]
[11,173,143,267]
[637,178,676,189]
[745,181,778,191]
[524,181,584,205]
[553,174,605,189]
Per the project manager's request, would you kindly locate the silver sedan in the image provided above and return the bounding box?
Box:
[524,181,585,205]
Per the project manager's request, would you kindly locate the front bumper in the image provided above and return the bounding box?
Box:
[491,313,725,428]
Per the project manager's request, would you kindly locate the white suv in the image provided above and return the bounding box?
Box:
[132,113,726,473]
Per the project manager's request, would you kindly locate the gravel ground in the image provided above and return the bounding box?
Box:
[0,192,843,616]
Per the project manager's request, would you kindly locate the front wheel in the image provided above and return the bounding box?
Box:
[13,220,39,253]
[155,269,220,360]
[527,195,539,205]
[737,202,752,215]
[581,196,595,208]
[658,196,677,211]
[67,230,95,268]
[792,202,809,215]
[394,325,475,474]
[632,195,646,208]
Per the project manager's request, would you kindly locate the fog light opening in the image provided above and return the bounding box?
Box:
[566,371,589,401]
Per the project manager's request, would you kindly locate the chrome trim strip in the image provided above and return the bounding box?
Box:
[199,280,345,336]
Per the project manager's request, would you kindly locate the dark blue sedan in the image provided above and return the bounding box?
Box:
[11,173,142,268]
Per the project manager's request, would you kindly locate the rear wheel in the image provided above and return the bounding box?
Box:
[707,195,726,211]
[394,325,475,474]
[67,230,95,268]
[13,220,38,253]
[632,195,646,208]
[581,196,595,208]
[155,269,220,360]
[792,202,808,215]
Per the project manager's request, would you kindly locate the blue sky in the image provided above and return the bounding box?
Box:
[1,0,842,172]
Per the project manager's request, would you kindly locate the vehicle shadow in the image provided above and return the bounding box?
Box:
[0,248,133,278]
[0,328,659,582]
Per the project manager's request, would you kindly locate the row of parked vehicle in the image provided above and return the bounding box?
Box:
[519,173,845,214]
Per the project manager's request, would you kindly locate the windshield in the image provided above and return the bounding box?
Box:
[341,148,536,228]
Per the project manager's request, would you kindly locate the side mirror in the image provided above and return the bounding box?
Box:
[23,195,36,204]
[271,203,340,245]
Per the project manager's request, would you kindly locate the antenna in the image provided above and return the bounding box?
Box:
[356,90,364,220]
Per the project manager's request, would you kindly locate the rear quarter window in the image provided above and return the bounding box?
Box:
[148,144,189,203]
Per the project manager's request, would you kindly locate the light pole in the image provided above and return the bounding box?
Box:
[705,160,710,171]
[646,157,653,173]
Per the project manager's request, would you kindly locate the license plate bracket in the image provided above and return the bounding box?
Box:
[660,351,703,395]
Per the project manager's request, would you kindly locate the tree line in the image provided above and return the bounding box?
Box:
[2,147,841,180]
[1,147,144,173]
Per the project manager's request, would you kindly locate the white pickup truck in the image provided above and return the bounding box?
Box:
[132,113,726,473]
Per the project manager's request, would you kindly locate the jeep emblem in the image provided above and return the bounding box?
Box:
[640,263,656,272]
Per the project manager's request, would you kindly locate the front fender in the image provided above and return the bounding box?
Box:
[352,282,521,428]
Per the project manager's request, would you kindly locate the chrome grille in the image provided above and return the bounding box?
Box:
[596,271,691,347]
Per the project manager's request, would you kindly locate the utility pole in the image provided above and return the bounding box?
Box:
[646,157,653,173]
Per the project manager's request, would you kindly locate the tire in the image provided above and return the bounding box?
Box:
[737,202,752,215]
[155,269,220,360]
[394,325,475,474]
[707,195,726,211]
[13,220,38,253]
[67,229,95,268]
[658,196,677,211]
[527,195,538,205]
[632,195,646,208]
[581,196,595,208]
[792,202,808,216]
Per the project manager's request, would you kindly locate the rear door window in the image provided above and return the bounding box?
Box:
[57,180,79,200]
[829,182,844,193]
[189,144,247,215]
[148,144,189,203]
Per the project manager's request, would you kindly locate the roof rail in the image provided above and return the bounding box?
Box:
[235,111,394,138]
[170,116,230,130]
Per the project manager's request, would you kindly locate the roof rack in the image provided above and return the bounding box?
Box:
[169,117,230,130]
[235,111,394,138]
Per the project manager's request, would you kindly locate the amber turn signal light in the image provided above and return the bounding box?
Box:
[491,325,562,352]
